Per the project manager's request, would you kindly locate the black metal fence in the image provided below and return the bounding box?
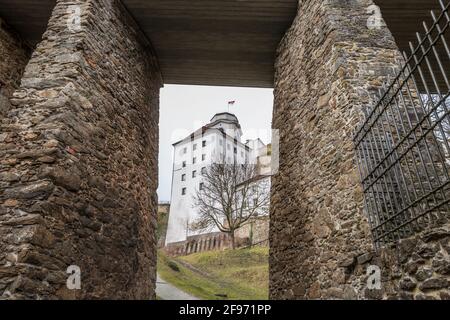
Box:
[354,0,450,248]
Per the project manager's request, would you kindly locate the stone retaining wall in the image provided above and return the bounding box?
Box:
[0,0,162,299]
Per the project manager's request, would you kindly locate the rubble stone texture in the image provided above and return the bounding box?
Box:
[0,0,448,300]
[0,18,30,117]
[0,0,161,299]
[270,0,449,299]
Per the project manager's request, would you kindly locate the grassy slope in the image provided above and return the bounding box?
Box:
[157,247,269,300]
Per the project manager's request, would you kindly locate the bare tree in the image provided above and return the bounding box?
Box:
[192,163,270,249]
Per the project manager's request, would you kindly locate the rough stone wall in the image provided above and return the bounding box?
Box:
[0,0,162,300]
[345,226,450,300]
[235,216,269,247]
[270,0,416,299]
[0,18,30,117]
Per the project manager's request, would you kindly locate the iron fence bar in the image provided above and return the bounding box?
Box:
[396,55,450,231]
[400,51,450,182]
[361,93,450,193]
[354,4,450,144]
[406,43,450,158]
[355,0,450,246]
[372,82,418,237]
[373,180,450,232]
[375,196,450,242]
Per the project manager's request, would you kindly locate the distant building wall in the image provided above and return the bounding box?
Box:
[166,126,252,245]
[235,216,270,247]
[158,203,170,215]
[157,203,170,248]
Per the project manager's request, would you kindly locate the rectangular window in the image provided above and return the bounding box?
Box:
[219,139,223,146]
[234,147,237,154]
[193,144,197,151]
[193,157,197,164]
[182,188,187,195]
[183,147,187,154]
[199,183,204,191]
[201,167,207,175]
[202,154,206,161]
[182,161,186,168]
[192,171,197,178]
[181,174,186,181]
[202,140,207,147]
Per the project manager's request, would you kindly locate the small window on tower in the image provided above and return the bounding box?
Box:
[192,171,197,178]
[199,183,204,191]
[202,154,206,161]
[182,188,187,195]
[193,157,197,164]
[182,161,186,168]
[202,140,207,147]
[181,174,186,182]
[193,144,197,151]
[183,147,187,154]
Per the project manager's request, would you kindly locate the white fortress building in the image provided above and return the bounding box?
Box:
[165,112,270,246]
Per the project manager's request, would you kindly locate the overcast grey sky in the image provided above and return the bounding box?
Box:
[158,85,274,202]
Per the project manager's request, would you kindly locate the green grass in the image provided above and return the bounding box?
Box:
[157,247,269,300]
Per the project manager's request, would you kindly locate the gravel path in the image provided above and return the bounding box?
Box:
[156,274,200,300]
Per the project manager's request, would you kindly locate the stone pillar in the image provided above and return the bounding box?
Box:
[0,0,162,299]
[270,0,401,299]
[0,18,30,117]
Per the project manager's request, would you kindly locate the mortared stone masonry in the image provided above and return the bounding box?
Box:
[0,0,161,299]
[270,0,449,299]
